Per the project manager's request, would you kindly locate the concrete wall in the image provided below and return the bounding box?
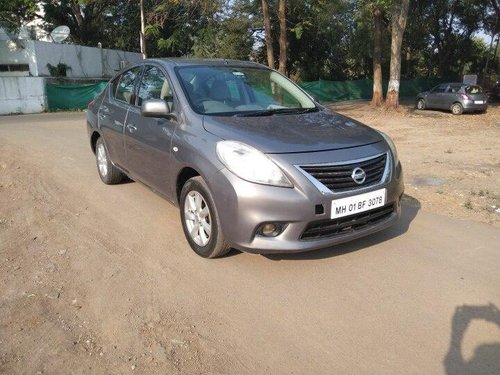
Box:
[0,40,142,78]
[0,77,46,114]
[0,37,142,114]
[33,41,142,78]
[0,40,38,76]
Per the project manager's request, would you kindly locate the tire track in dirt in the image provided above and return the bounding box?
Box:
[0,141,244,374]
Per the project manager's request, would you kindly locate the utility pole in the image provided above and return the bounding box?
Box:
[140,0,146,59]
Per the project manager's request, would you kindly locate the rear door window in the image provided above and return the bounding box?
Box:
[433,85,447,93]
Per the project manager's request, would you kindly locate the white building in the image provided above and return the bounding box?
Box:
[0,28,142,114]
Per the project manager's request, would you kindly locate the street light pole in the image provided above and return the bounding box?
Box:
[140,0,146,59]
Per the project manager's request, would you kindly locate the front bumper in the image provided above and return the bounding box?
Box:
[207,150,404,254]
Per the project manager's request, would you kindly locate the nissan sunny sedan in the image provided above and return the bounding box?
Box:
[86,58,404,258]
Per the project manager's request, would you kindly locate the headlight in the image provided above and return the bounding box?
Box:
[216,141,293,187]
[378,130,399,166]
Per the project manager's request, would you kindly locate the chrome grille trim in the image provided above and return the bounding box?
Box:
[295,152,391,195]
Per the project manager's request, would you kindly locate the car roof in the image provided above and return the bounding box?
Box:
[145,58,267,69]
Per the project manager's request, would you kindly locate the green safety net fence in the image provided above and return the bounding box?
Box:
[46,82,107,111]
[299,77,445,103]
[46,78,446,110]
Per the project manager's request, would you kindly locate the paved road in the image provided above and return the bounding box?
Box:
[0,113,499,374]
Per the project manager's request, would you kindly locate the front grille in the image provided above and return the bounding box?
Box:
[300,204,394,240]
[300,154,387,192]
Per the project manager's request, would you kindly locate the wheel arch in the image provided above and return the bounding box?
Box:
[90,130,102,155]
[176,167,201,204]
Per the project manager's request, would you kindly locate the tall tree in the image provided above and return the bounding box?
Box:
[483,0,499,81]
[386,0,410,108]
[278,0,287,74]
[0,0,37,31]
[143,0,222,57]
[261,0,275,69]
[371,5,384,106]
[41,0,142,51]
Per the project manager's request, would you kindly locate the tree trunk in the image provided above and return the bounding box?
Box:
[371,7,384,107]
[261,0,275,69]
[70,1,84,28]
[483,13,498,84]
[386,0,410,109]
[278,0,287,75]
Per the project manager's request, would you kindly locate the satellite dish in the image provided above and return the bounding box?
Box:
[50,25,70,43]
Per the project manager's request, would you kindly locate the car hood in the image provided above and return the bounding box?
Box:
[202,109,383,154]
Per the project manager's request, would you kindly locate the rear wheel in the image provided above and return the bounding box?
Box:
[451,102,463,115]
[416,98,426,110]
[95,137,124,184]
[180,177,230,258]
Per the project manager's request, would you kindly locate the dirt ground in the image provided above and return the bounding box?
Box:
[329,101,500,228]
[0,109,499,374]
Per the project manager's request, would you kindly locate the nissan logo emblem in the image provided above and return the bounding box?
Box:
[351,167,366,184]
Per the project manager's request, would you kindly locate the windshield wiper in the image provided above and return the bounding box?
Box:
[234,107,319,117]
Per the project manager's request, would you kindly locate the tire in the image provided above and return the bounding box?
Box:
[416,98,426,110]
[451,102,463,115]
[180,176,230,258]
[95,137,124,184]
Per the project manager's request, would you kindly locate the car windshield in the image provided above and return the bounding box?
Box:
[465,85,483,94]
[175,65,316,116]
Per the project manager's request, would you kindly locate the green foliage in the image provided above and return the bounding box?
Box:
[191,17,254,60]
[0,0,38,30]
[402,0,496,79]
[47,62,69,77]
[142,0,224,57]
[3,0,495,86]
[41,0,141,51]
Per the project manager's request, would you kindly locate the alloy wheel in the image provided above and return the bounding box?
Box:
[451,103,463,115]
[184,191,212,247]
[96,143,108,177]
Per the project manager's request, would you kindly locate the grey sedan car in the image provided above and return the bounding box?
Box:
[87,58,404,258]
[416,83,488,115]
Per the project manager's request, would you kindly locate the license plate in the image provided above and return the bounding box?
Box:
[331,188,386,219]
[474,100,484,104]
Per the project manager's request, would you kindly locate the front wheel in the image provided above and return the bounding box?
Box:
[416,98,426,110]
[180,177,230,258]
[451,102,463,115]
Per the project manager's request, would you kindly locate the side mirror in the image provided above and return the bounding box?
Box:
[141,99,171,118]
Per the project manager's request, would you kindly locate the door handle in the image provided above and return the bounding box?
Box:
[126,124,137,133]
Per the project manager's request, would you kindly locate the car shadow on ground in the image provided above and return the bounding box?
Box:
[443,303,500,375]
[408,107,488,117]
[224,193,421,260]
[121,176,135,184]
